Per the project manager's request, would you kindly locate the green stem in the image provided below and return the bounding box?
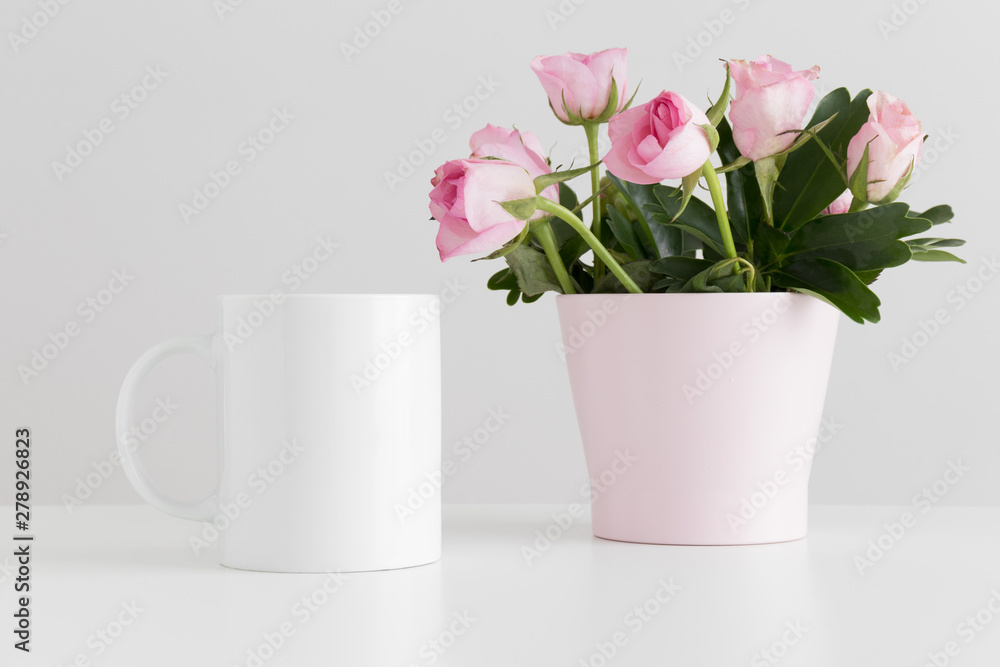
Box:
[848,196,868,213]
[536,197,642,294]
[584,122,604,280]
[531,219,576,294]
[701,161,738,260]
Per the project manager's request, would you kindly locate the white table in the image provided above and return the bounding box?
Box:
[6,505,1000,666]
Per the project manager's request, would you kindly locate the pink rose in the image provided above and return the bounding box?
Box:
[728,56,820,161]
[530,48,628,124]
[846,90,923,203]
[429,159,536,261]
[603,91,712,185]
[822,190,852,216]
[469,125,557,201]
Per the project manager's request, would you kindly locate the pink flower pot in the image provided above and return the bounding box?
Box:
[556,293,840,545]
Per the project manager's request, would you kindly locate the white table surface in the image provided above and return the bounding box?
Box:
[5,505,1000,666]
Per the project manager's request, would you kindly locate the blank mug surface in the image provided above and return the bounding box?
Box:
[116,294,441,573]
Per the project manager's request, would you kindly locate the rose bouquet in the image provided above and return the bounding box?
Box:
[427,49,963,323]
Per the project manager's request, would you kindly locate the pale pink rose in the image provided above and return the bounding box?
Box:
[846,90,923,203]
[530,48,628,123]
[469,125,557,202]
[429,159,536,261]
[823,190,852,215]
[728,56,820,161]
[603,91,711,185]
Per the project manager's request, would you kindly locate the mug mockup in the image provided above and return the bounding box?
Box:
[115,294,441,572]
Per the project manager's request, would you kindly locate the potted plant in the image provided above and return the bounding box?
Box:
[425,49,963,545]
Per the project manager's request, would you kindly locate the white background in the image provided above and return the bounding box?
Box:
[0,0,996,511]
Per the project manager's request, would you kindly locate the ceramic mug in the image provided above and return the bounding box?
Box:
[115,294,441,572]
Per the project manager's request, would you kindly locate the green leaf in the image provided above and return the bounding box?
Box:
[907,237,965,248]
[848,140,870,202]
[568,260,595,293]
[706,62,732,127]
[533,163,600,193]
[504,244,565,296]
[652,276,684,292]
[769,114,838,158]
[648,256,714,280]
[659,170,705,224]
[699,124,720,153]
[558,182,579,212]
[754,155,783,226]
[487,268,517,291]
[909,249,966,263]
[784,203,932,272]
[773,88,873,232]
[908,237,966,263]
[559,235,590,267]
[606,174,693,258]
[499,196,538,221]
[647,184,723,256]
[717,118,762,247]
[606,204,644,260]
[548,182,581,247]
[753,224,792,267]
[773,258,882,323]
[913,205,954,225]
[593,260,656,293]
[679,260,751,293]
[649,219,724,257]
[854,269,883,285]
[716,156,751,174]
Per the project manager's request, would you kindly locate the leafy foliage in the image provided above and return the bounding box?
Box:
[478,81,961,324]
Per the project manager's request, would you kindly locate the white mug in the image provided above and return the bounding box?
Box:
[115,294,441,572]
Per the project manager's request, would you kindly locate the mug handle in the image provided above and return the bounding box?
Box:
[115,336,220,521]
